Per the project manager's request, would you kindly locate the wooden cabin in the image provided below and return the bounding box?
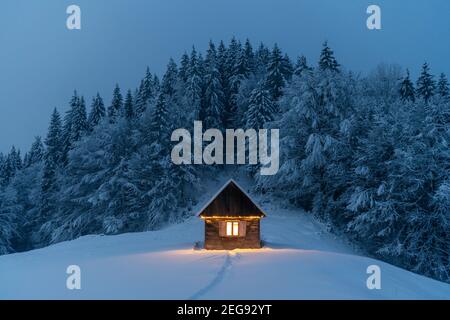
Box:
[198,179,266,250]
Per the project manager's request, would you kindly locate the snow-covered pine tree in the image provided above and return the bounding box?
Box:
[178,52,190,84]
[0,184,20,254]
[244,38,255,74]
[416,62,436,103]
[281,53,294,82]
[399,69,415,102]
[124,89,134,120]
[134,80,147,116]
[294,55,313,76]
[437,73,449,97]
[161,58,179,97]
[319,41,340,72]
[203,41,225,129]
[28,136,45,165]
[70,96,88,142]
[40,108,63,220]
[0,153,5,185]
[245,84,277,129]
[143,67,155,103]
[108,84,124,121]
[152,93,171,143]
[265,44,287,100]
[61,92,76,165]
[88,93,105,130]
[255,43,270,76]
[186,47,203,120]
[153,74,160,93]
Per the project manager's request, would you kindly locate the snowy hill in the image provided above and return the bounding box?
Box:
[1,179,449,299]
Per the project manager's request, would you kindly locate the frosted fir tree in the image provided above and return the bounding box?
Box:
[178,52,190,83]
[161,58,179,97]
[108,84,124,121]
[265,44,286,100]
[124,89,134,120]
[143,67,156,103]
[416,62,436,102]
[294,55,313,76]
[217,40,228,83]
[226,37,242,75]
[88,93,105,129]
[10,146,22,172]
[245,84,277,129]
[40,109,63,218]
[0,153,5,185]
[0,185,20,254]
[27,136,45,165]
[437,73,449,97]
[134,80,147,116]
[319,41,340,72]
[186,47,203,120]
[70,96,88,142]
[399,69,415,102]
[61,92,76,164]
[0,147,19,186]
[244,38,255,74]
[282,53,294,81]
[152,74,160,93]
[45,109,63,165]
[203,42,225,129]
[255,43,270,75]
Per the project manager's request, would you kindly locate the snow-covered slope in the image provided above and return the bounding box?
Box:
[1,179,449,299]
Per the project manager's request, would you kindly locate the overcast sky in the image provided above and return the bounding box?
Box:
[0,0,449,153]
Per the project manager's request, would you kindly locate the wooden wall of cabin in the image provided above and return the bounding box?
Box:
[204,218,261,250]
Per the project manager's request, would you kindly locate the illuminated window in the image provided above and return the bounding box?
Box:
[226,221,239,236]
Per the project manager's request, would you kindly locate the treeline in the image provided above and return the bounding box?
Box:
[0,38,449,283]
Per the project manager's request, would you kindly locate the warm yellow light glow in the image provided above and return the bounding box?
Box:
[226,221,232,236]
[200,216,262,220]
[226,221,239,236]
[233,222,239,235]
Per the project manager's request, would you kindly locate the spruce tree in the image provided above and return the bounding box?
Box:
[41,108,63,216]
[255,43,270,70]
[28,136,45,165]
[203,43,225,128]
[265,44,286,99]
[179,52,190,83]
[161,58,178,97]
[245,85,277,129]
[319,41,340,72]
[437,73,449,97]
[186,47,203,120]
[108,84,123,120]
[400,69,415,102]
[134,80,147,116]
[143,67,155,102]
[88,93,105,129]
[294,55,313,76]
[244,38,255,74]
[416,62,436,102]
[45,109,63,166]
[152,74,160,93]
[70,95,87,142]
[124,89,134,120]
[146,93,170,147]
[281,53,294,81]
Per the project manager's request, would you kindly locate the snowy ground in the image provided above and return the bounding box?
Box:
[1,178,450,299]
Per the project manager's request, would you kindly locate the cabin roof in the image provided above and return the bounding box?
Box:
[197,179,266,218]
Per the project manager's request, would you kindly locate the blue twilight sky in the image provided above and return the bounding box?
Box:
[0,0,449,153]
